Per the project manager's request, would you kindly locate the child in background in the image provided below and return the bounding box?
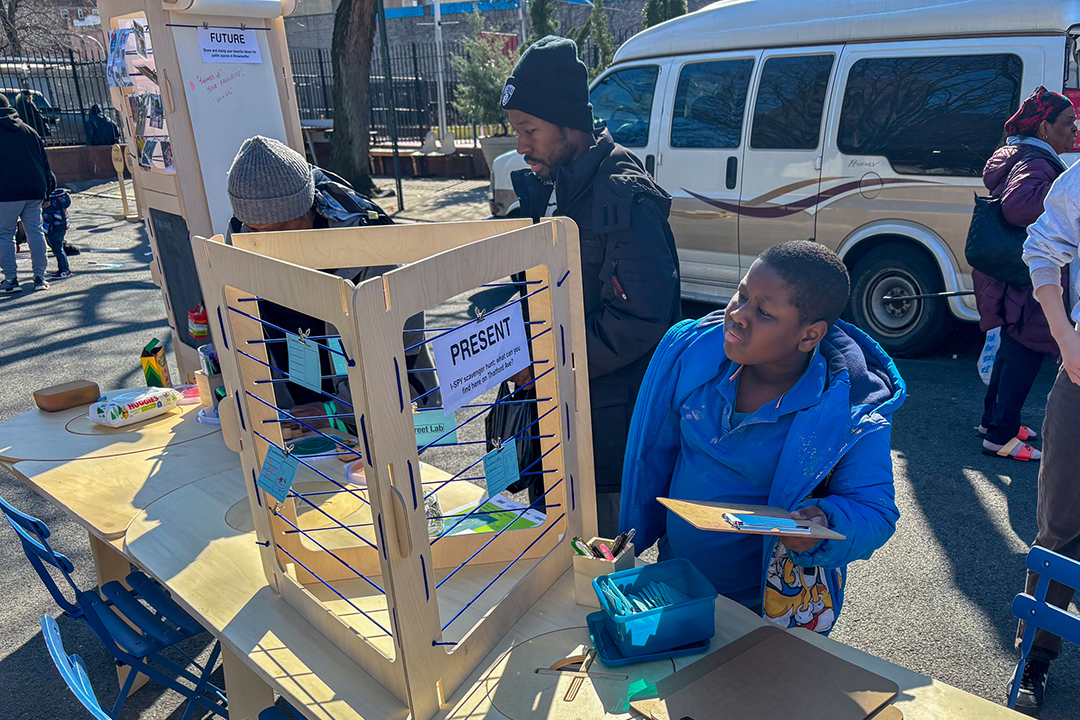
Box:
[42,187,71,279]
[620,241,905,634]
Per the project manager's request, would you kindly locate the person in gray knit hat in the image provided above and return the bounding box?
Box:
[227,136,316,230]
[223,135,440,427]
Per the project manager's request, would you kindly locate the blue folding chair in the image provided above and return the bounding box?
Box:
[1008,545,1080,709]
[41,614,116,720]
[0,494,228,719]
[259,705,297,720]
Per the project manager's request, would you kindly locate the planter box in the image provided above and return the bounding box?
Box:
[47,145,118,185]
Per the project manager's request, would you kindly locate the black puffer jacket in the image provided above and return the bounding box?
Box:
[512,127,681,493]
[0,105,53,202]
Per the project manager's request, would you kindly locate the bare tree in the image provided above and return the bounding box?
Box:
[329,0,378,194]
[1,0,72,56]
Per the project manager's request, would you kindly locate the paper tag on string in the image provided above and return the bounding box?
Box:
[328,337,349,377]
[414,409,458,447]
[286,332,322,392]
[256,445,300,504]
[482,438,519,499]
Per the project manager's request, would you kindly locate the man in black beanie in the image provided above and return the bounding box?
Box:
[502,36,681,537]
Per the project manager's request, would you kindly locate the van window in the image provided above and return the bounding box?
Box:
[590,66,659,148]
[750,55,834,150]
[838,54,1023,176]
[671,59,754,149]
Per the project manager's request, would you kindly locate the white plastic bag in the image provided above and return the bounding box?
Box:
[89,387,182,428]
[977,328,1001,386]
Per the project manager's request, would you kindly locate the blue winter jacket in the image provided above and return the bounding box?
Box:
[619,313,905,627]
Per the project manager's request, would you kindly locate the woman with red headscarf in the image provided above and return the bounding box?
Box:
[974,86,1076,463]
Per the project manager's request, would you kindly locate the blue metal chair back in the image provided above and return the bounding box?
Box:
[0,494,81,616]
[1008,546,1080,708]
[1,494,228,718]
[40,615,114,720]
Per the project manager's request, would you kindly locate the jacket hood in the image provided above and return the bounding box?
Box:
[983,142,1065,195]
[983,144,1024,192]
[694,311,904,427]
[0,106,23,131]
[511,124,671,220]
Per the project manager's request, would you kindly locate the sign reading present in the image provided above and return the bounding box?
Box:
[431,303,530,414]
[197,27,263,64]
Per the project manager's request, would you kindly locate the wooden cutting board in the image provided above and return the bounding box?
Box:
[632,628,897,720]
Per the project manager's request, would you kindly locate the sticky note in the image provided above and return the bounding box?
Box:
[482,438,519,499]
[329,337,349,377]
[414,410,458,447]
[286,332,322,392]
[256,445,300,504]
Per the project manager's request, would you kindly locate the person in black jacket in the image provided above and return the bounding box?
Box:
[501,37,681,536]
[85,104,121,146]
[0,93,53,293]
[14,82,48,138]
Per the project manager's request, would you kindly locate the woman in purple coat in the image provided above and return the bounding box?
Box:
[975,87,1076,461]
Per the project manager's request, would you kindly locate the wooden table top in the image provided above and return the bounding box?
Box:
[0,393,220,464]
[124,471,1023,720]
[0,396,239,541]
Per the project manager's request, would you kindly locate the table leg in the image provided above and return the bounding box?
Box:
[87,533,149,696]
[222,644,275,720]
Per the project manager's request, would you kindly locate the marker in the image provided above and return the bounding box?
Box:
[599,544,615,562]
[570,538,589,556]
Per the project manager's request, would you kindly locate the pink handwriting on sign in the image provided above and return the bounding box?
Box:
[189,81,195,91]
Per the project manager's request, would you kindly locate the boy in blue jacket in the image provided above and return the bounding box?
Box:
[620,241,905,633]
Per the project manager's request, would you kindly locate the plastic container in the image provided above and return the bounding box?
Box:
[286,436,339,461]
[344,460,367,487]
[586,611,709,667]
[592,558,718,658]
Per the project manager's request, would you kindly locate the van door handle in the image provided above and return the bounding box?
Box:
[726,156,738,190]
[645,154,656,176]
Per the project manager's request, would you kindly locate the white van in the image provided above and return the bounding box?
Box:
[490,0,1080,355]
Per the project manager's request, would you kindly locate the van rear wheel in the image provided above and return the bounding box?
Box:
[848,244,950,358]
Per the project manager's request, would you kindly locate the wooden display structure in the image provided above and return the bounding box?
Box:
[96,0,303,380]
[190,218,597,720]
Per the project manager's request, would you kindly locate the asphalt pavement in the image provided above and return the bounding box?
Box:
[0,178,1076,719]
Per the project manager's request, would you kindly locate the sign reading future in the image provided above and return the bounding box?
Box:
[431,303,531,414]
[197,27,263,64]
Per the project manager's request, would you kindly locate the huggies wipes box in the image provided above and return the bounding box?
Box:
[89,387,182,428]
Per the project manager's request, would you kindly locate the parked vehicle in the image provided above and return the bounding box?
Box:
[1,88,61,137]
[491,0,1080,355]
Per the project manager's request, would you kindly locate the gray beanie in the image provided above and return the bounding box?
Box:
[227,136,315,226]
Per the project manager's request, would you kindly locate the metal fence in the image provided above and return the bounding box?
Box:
[294,27,643,144]
[0,48,121,146]
[0,27,641,147]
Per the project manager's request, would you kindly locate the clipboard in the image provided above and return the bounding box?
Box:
[658,498,846,541]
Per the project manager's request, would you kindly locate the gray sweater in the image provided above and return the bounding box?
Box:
[1023,158,1080,324]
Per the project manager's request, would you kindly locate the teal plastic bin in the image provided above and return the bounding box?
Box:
[592,558,718,658]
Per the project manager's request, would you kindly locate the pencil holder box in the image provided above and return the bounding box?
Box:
[194,370,225,408]
[573,536,635,608]
[593,558,717,657]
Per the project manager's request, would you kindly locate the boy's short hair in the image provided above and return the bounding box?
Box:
[759,240,850,326]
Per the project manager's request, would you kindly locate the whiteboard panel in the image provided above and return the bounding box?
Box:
[172,20,289,236]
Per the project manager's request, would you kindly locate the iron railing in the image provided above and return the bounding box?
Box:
[0,28,641,147]
[0,47,121,146]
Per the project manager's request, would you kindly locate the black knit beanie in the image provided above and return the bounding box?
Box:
[501,36,593,132]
